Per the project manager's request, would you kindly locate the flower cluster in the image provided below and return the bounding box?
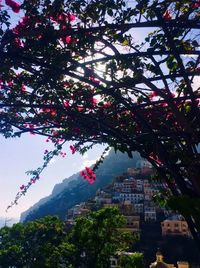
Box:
[80,167,96,184]
[70,145,76,154]
[163,10,172,20]
[192,0,200,8]
[12,16,30,34]
[5,0,20,13]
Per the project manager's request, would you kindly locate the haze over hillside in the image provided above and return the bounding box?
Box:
[21,150,142,222]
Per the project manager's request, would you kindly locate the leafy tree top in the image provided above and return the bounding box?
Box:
[0,208,138,268]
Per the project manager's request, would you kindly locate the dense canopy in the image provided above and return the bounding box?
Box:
[0,208,138,268]
[0,0,200,245]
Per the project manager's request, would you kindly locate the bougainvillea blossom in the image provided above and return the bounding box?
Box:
[68,13,76,22]
[80,167,96,184]
[5,0,20,13]
[163,10,172,20]
[20,184,25,190]
[69,145,76,154]
[1,0,200,247]
[65,36,71,44]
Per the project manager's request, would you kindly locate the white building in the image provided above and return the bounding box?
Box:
[120,192,144,203]
[114,178,137,193]
[136,179,143,191]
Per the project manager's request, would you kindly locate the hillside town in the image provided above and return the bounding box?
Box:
[65,161,199,267]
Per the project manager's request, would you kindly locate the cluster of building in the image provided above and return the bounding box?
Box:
[65,162,196,266]
[66,162,191,239]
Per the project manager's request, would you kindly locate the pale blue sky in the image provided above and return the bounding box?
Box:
[0,3,144,222]
[0,134,104,221]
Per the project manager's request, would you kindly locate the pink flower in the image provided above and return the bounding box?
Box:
[89,75,100,85]
[63,101,70,108]
[52,131,58,136]
[70,145,76,154]
[44,149,48,154]
[7,81,13,87]
[50,109,56,116]
[60,151,67,157]
[80,171,85,176]
[68,13,76,22]
[80,167,96,184]
[5,0,21,13]
[77,106,84,112]
[89,97,97,107]
[20,184,25,190]
[192,0,200,8]
[21,16,30,25]
[103,102,111,108]
[65,36,71,44]
[149,91,158,99]
[21,84,26,92]
[163,10,172,20]
[166,112,173,120]
[149,155,162,166]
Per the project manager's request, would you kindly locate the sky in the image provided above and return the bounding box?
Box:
[0,134,105,222]
[0,2,141,224]
[0,2,145,223]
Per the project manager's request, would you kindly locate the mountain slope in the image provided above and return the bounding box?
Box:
[21,150,142,222]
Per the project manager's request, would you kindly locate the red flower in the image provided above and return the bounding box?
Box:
[70,145,76,154]
[80,171,85,176]
[21,84,26,92]
[192,0,200,8]
[7,81,13,87]
[80,167,96,184]
[50,109,56,116]
[52,131,58,136]
[149,91,158,99]
[90,97,97,106]
[20,184,25,190]
[77,106,84,112]
[89,75,100,85]
[68,13,76,22]
[5,0,21,13]
[65,36,71,44]
[149,155,162,166]
[163,10,172,20]
[103,102,111,108]
[63,101,70,108]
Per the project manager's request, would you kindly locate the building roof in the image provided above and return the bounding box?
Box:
[150,251,169,268]
[150,261,169,268]
[163,215,184,221]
